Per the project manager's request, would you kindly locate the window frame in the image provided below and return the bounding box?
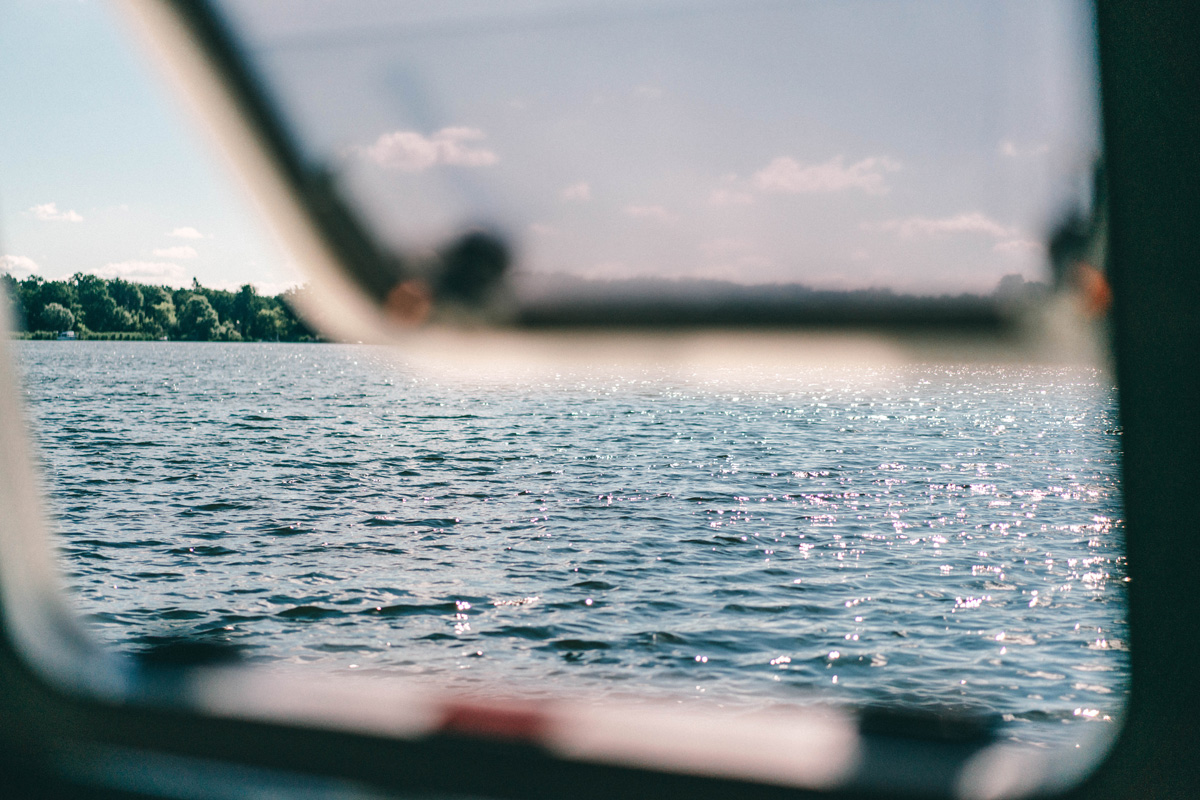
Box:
[1,0,1199,797]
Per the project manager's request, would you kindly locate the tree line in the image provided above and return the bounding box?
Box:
[3,273,320,341]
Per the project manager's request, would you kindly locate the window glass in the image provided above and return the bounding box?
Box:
[217,0,1098,309]
[0,0,1125,758]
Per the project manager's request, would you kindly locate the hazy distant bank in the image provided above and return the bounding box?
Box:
[4,270,1049,339]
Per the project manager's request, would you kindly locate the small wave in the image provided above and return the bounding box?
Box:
[363,516,460,528]
[192,502,249,512]
[573,580,615,590]
[548,639,610,651]
[65,551,112,561]
[264,524,310,536]
[362,516,406,527]
[313,642,380,653]
[362,602,459,617]
[630,631,688,647]
[722,603,794,614]
[481,625,554,641]
[276,605,346,620]
[67,538,152,549]
[545,599,606,611]
[157,608,208,621]
[168,545,237,556]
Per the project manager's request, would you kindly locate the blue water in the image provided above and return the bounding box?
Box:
[15,341,1127,746]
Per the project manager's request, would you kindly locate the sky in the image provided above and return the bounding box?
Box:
[1,0,1100,297]
[0,0,297,293]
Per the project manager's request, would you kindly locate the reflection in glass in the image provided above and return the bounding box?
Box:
[214,0,1100,320]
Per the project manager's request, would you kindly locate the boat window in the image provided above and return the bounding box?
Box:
[0,0,1126,795]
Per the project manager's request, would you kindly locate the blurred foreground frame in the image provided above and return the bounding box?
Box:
[7,0,1200,799]
[126,0,1103,342]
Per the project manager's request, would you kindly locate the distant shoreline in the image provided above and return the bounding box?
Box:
[8,332,326,342]
[2,273,321,342]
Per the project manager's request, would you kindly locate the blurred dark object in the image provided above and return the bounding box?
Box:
[435,231,511,308]
[857,705,998,745]
[518,289,1011,331]
[1049,163,1111,316]
[382,230,511,326]
[134,635,243,668]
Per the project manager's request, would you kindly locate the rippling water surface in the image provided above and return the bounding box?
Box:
[15,341,1126,746]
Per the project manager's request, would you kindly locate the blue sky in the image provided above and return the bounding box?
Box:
[0,0,296,292]
[2,0,1099,296]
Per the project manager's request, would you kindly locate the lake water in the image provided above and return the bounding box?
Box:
[14,341,1127,746]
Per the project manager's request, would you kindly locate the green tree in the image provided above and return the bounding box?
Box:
[109,279,144,315]
[38,280,76,321]
[204,288,237,326]
[141,284,170,308]
[149,298,177,336]
[15,278,77,331]
[111,305,136,332]
[42,303,75,332]
[252,306,284,340]
[178,294,220,340]
[13,276,41,326]
[5,273,320,340]
[2,274,24,329]
[232,284,262,337]
[214,321,242,342]
[71,273,119,330]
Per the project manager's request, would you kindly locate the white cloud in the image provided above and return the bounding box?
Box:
[623,204,677,223]
[633,85,663,99]
[994,238,1045,255]
[250,281,299,297]
[152,245,198,259]
[862,212,1017,239]
[359,127,498,171]
[29,202,83,222]
[89,261,188,287]
[529,222,558,236]
[753,155,900,195]
[1,255,40,279]
[708,173,755,206]
[561,181,592,202]
[209,279,299,296]
[168,227,204,239]
[999,140,1049,158]
[708,187,755,206]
